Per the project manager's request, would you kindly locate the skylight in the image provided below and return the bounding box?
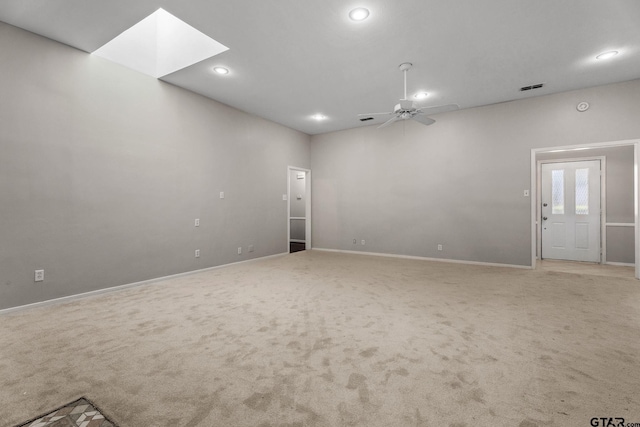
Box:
[92,8,229,78]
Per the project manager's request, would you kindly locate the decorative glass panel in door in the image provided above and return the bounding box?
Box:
[575,168,589,215]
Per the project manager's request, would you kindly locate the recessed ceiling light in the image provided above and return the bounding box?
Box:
[213,66,229,75]
[311,114,327,121]
[596,50,618,60]
[349,8,370,21]
[414,92,429,100]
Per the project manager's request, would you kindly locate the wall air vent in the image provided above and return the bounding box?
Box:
[520,83,544,92]
[360,117,374,122]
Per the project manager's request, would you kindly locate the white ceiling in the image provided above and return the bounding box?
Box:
[1,0,639,135]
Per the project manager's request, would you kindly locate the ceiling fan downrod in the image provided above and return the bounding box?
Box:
[399,62,412,100]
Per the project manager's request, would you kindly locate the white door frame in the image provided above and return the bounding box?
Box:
[537,157,606,263]
[287,166,312,251]
[530,139,640,279]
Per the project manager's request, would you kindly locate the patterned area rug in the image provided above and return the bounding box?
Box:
[15,398,118,427]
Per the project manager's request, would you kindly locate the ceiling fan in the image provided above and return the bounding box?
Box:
[358,62,459,129]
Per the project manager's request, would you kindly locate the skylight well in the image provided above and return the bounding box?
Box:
[92,8,228,78]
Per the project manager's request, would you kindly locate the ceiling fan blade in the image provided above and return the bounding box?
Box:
[378,116,400,129]
[415,103,460,115]
[412,114,436,126]
[358,112,394,116]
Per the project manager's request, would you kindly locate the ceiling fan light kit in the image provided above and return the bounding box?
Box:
[357,62,458,129]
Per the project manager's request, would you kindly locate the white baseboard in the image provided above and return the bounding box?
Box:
[312,248,532,269]
[0,252,288,315]
[605,261,635,267]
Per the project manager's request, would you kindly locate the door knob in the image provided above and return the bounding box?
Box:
[543,216,548,220]
[543,203,548,207]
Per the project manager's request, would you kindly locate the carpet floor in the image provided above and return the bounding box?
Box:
[1,250,639,426]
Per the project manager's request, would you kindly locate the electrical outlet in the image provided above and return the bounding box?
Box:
[283,194,287,201]
[220,191,225,199]
[34,269,44,282]
[195,249,200,258]
[361,240,365,245]
[437,244,443,251]
[353,239,357,244]
[237,247,242,255]
[195,218,200,227]
[248,245,254,252]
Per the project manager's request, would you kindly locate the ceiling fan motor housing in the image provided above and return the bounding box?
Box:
[394,99,416,114]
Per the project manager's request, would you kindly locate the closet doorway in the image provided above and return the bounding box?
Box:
[288,167,311,253]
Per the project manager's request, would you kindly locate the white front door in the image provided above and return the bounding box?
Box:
[541,160,601,262]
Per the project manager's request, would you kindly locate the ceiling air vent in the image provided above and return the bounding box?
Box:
[520,83,544,92]
[360,117,374,122]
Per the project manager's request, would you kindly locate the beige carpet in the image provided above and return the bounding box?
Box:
[1,250,639,427]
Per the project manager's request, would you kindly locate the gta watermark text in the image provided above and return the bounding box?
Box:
[590,418,640,427]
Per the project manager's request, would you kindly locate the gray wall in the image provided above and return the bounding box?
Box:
[537,146,634,264]
[0,22,311,309]
[311,79,640,266]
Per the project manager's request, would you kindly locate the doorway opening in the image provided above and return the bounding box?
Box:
[531,140,640,279]
[288,166,311,253]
